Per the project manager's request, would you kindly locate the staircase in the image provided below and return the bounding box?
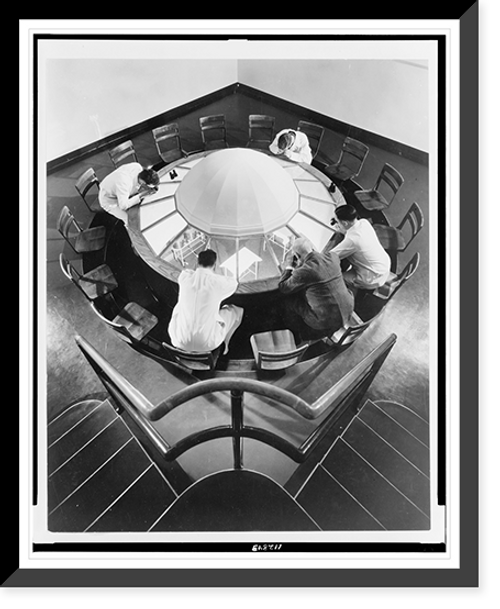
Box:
[47,394,430,532]
[294,398,430,530]
[48,398,178,532]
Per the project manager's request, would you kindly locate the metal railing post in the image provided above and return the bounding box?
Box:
[231,389,244,470]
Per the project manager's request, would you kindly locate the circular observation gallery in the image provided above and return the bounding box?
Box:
[127,147,346,293]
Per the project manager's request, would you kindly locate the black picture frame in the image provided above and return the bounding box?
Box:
[6,9,479,588]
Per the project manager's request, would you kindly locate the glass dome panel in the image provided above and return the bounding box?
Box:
[288,212,335,252]
[299,196,336,226]
[140,196,176,231]
[142,211,187,257]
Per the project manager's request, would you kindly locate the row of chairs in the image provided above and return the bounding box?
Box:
[59,253,159,344]
[106,116,408,218]
[106,115,326,170]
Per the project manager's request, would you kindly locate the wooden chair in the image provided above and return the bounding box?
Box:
[322,137,370,184]
[74,167,101,213]
[354,162,404,212]
[199,114,228,150]
[91,301,158,343]
[323,312,376,348]
[108,140,138,168]
[297,120,324,159]
[57,206,106,253]
[373,201,424,252]
[152,123,188,165]
[373,252,420,301]
[246,114,275,149]
[250,329,309,371]
[162,342,223,372]
[59,253,118,301]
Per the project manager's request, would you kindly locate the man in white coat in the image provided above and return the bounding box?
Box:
[269,129,313,164]
[98,162,159,226]
[168,249,244,355]
[329,204,391,290]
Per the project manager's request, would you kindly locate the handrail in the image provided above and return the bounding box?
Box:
[75,333,396,466]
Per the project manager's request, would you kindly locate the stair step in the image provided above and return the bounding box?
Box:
[87,465,177,532]
[322,439,430,530]
[358,400,429,475]
[48,399,103,446]
[48,417,132,513]
[296,465,384,530]
[48,400,118,475]
[375,399,429,446]
[48,436,152,532]
[343,417,430,516]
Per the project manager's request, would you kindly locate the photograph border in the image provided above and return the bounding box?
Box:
[10,8,478,588]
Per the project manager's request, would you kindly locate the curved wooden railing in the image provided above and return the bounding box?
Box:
[75,333,396,468]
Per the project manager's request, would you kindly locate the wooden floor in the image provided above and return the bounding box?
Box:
[44,87,433,533]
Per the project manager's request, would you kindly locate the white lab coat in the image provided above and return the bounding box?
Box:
[168,268,239,352]
[269,129,313,164]
[98,162,143,224]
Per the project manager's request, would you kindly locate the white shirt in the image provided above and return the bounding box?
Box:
[168,267,238,352]
[330,219,391,288]
[98,162,143,215]
[269,129,313,164]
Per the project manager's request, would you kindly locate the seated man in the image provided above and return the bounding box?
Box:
[269,129,313,164]
[329,204,391,290]
[168,249,244,355]
[98,162,160,226]
[278,237,354,342]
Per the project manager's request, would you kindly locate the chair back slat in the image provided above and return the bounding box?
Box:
[199,114,227,148]
[297,120,324,157]
[405,201,425,235]
[152,123,186,164]
[248,114,275,143]
[162,342,221,371]
[75,168,99,199]
[376,163,404,194]
[57,206,80,239]
[109,140,138,168]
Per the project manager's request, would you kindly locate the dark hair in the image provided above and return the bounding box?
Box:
[278,131,294,150]
[335,204,358,223]
[138,168,160,186]
[198,249,217,268]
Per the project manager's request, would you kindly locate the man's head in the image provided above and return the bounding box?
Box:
[332,204,359,230]
[138,168,160,188]
[291,237,314,265]
[277,131,296,151]
[197,249,217,269]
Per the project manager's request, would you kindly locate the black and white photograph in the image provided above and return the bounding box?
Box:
[12,12,484,591]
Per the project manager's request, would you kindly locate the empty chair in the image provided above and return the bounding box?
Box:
[59,253,118,301]
[152,123,188,165]
[246,114,275,149]
[373,201,424,252]
[91,301,158,343]
[354,162,404,212]
[322,137,370,184]
[199,114,228,150]
[162,341,223,372]
[297,120,324,159]
[108,140,138,168]
[325,312,372,348]
[373,251,420,301]
[74,167,101,213]
[57,206,106,253]
[250,329,309,371]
